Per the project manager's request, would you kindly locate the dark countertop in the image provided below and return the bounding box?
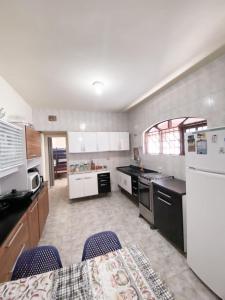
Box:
[152,178,186,195]
[117,165,156,177]
[0,182,46,246]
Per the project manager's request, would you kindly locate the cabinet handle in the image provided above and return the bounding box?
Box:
[30,154,37,157]
[158,197,172,206]
[75,178,82,180]
[30,201,38,213]
[85,177,92,179]
[6,223,23,248]
[158,190,171,199]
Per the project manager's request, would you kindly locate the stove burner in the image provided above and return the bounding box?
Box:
[139,172,172,184]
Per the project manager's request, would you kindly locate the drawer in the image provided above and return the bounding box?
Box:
[132,177,138,184]
[0,213,29,282]
[98,184,111,194]
[154,186,181,203]
[98,173,110,179]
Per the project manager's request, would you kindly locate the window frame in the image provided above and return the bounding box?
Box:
[145,117,207,156]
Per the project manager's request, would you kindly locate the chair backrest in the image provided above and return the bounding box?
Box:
[82,231,122,261]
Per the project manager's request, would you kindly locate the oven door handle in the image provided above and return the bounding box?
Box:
[139,183,149,190]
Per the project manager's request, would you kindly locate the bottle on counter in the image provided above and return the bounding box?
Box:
[91,160,95,170]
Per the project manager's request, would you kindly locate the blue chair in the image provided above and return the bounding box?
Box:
[11,245,62,280]
[82,231,122,261]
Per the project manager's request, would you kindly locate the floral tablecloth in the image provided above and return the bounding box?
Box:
[0,245,174,300]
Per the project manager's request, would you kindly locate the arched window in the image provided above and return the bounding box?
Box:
[144,117,207,155]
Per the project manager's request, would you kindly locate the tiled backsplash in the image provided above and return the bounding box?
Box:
[128,53,225,180]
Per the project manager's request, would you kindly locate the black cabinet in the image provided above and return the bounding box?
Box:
[131,176,139,200]
[153,185,184,251]
[98,173,111,194]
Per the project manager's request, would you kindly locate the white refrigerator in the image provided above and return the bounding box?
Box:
[185,127,225,299]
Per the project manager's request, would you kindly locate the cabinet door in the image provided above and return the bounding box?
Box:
[69,174,84,199]
[117,170,122,187]
[98,172,111,193]
[83,174,98,196]
[0,214,29,282]
[109,132,120,151]
[119,132,130,150]
[83,132,97,152]
[38,185,49,237]
[28,200,40,248]
[96,132,110,152]
[26,126,41,159]
[68,132,84,153]
[154,187,184,251]
[120,172,132,194]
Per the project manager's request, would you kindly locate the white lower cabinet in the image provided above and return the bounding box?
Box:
[69,173,98,199]
[117,171,132,194]
[83,174,98,196]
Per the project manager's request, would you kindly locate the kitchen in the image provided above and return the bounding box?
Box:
[0,1,225,299]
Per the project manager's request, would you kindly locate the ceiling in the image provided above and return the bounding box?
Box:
[0,0,225,112]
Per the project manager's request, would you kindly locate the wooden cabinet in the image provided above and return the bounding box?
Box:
[38,185,49,237]
[25,126,41,159]
[0,213,29,282]
[0,184,49,283]
[153,185,184,251]
[28,199,40,248]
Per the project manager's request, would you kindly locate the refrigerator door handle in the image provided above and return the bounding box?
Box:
[188,167,225,176]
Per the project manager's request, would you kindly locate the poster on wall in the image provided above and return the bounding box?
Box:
[197,133,207,154]
[187,135,196,152]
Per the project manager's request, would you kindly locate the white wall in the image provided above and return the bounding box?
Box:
[128,53,225,180]
[0,75,32,123]
[33,109,128,132]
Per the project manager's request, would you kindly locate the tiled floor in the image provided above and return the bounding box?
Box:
[39,178,219,300]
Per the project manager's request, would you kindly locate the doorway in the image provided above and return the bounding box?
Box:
[45,134,68,187]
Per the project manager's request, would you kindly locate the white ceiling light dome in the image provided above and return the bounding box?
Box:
[92,81,104,95]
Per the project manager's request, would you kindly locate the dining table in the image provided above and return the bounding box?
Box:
[0,245,174,300]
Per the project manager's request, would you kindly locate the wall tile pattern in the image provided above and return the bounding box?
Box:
[128,54,225,179]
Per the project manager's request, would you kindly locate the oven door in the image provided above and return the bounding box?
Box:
[139,182,151,210]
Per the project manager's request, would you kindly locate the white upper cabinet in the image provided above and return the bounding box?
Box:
[109,132,130,151]
[83,132,97,152]
[68,131,129,153]
[68,132,84,153]
[96,132,110,152]
[119,132,130,150]
[109,132,120,151]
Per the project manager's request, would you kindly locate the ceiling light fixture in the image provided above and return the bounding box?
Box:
[92,81,104,95]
